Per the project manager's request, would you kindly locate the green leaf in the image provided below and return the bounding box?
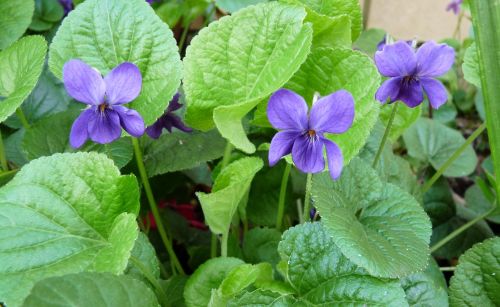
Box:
[48,0,182,125]
[183,2,312,153]
[403,118,478,177]
[353,28,386,56]
[125,232,160,283]
[155,2,183,28]
[243,227,281,265]
[184,257,244,307]
[462,42,481,88]
[216,0,269,13]
[380,103,422,142]
[400,259,449,307]
[227,289,297,306]
[30,0,64,32]
[142,130,227,177]
[4,129,29,167]
[449,237,500,306]
[161,276,188,307]
[0,36,47,123]
[22,110,134,168]
[22,272,159,307]
[312,157,432,278]
[465,184,500,224]
[197,157,263,235]
[0,0,34,49]
[423,177,456,226]
[0,153,140,306]
[286,47,381,164]
[278,223,408,305]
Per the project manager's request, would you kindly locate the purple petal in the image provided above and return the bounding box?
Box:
[167,94,182,112]
[291,135,325,174]
[421,78,448,109]
[416,41,455,77]
[63,59,105,105]
[269,130,300,166]
[267,89,308,131]
[322,138,343,180]
[88,109,122,144]
[310,90,355,134]
[69,109,93,148]
[375,77,402,104]
[168,114,193,133]
[104,62,142,105]
[398,79,424,108]
[114,105,145,137]
[145,122,164,139]
[375,41,417,77]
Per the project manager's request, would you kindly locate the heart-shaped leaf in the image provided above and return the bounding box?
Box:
[400,259,449,306]
[0,0,34,49]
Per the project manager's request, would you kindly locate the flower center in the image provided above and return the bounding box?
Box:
[98,103,108,113]
[307,129,316,137]
[402,75,417,85]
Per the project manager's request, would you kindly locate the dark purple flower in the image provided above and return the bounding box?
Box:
[375,40,455,109]
[145,93,192,139]
[267,89,355,180]
[58,0,73,15]
[63,59,145,148]
[447,0,463,15]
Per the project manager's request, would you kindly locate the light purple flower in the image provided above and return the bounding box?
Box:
[447,0,463,15]
[145,93,192,139]
[375,40,455,109]
[267,89,355,180]
[63,59,145,148]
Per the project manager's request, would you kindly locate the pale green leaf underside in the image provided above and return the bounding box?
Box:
[183,2,313,152]
[0,153,140,306]
[312,158,432,278]
[0,35,47,123]
[403,118,478,177]
[286,47,381,164]
[449,237,500,307]
[48,0,182,125]
[23,272,159,307]
[0,0,34,50]
[462,43,481,88]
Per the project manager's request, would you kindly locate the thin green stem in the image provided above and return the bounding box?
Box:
[422,123,487,193]
[430,205,495,253]
[129,256,168,305]
[276,163,292,230]
[210,233,217,258]
[16,108,30,129]
[178,22,190,52]
[0,131,8,171]
[373,102,398,168]
[439,266,456,272]
[302,173,313,223]
[132,138,185,275]
[221,231,228,257]
[296,199,304,224]
[221,141,233,169]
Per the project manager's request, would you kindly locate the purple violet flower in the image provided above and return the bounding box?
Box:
[447,0,463,15]
[63,59,145,148]
[145,93,192,139]
[267,89,355,180]
[375,40,455,109]
[58,0,73,15]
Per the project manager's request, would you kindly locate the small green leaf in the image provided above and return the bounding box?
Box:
[125,232,160,283]
[423,177,456,226]
[184,257,244,307]
[22,272,159,307]
[403,118,478,177]
[216,0,269,13]
[0,0,34,49]
[400,259,449,306]
[465,184,500,224]
[312,157,432,278]
[0,36,47,123]
[462,42,481,88]
[49,0,182,125]
[380,103,422,142]
[183,2,312,152]
[0,153,140,306]
[449,237,500,306]
[353,28,386,56]
[142,130,227,177]
[197,157,263,235]
[243,227,281,265]
[30,0,64,32]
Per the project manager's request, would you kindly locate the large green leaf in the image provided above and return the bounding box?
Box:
[380,103,422,142]
[403,118,478,177]
[197,157,263,235]
[285,47,381,164]
[215,0,269,13]
[277,223,408,306]
[142,130,227,177]
[0,36,47,123]
[449,237,500,306]
[0,0,34,49]
[184,257,244,307]
[0,153,140,306]
[48,0,182,125]
[227,290,297,306]
[183,2,312,153]
[22,272,159,307]
[462,42,481,88]
[312,157,432,278]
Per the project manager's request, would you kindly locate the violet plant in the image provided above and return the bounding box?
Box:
[0,0,498,306]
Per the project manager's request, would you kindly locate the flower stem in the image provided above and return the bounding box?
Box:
[221,141,233,169]
[276,163,291,230]
[430,205,495,253]
[0,131,8,171]
[221,231,229,257]
[129,256,168,305]
[131,138,185,275]
[422,122,486,193]
[178,22,190,52]
[302,173,313,223]
[210,233,217,258]
[16,108,30,129]
[373,102,399,168]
